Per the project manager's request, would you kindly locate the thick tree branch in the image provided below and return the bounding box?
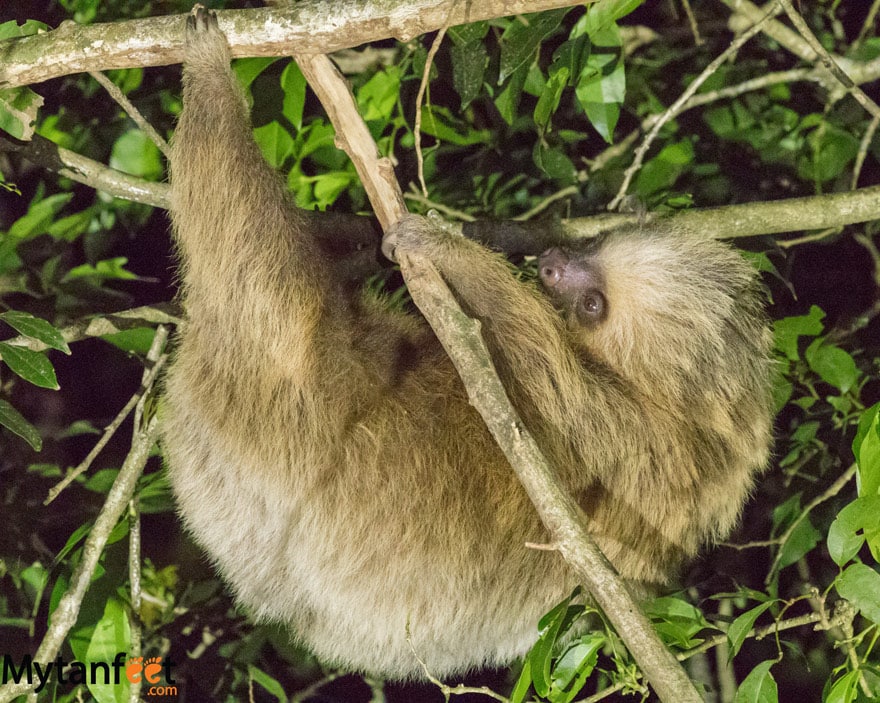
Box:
[0,0,585,88]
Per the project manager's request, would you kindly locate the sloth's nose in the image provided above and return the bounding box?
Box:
[538,248,567,287]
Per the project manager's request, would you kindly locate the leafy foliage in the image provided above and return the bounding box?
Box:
[1,0,879,702]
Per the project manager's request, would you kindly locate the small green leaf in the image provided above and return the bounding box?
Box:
[233,57,278,89]
[530,597,569,697]
[62,257,139,283]
[534,67,568,129]
[254,121,294,169]
[451,40,488,109]
[357,66,401,122]
[1,310,70,354]
[281,60,306,130]
[728,601,775,659]
[549,633,603,703]
[499,10,568,81]
[533,142,576,182]
[735,660,778,703]
[854,402,880,496]
[804,338,858,392]
[582,100,620,143]
[0,19,49,40]
[0,398,42,450]
[248,665,288,703]
[447,21,489,46]
[313,173,352,209]
[0,342,59,389]
[0,86,44,140]
[824,671,860,703]
[510,658,532,703]
[836,563,880,624]
[827,496,880,565]
[86,598,131,703]
[775,517,821,571]
[773,306,825,361]
[109,129,163,180]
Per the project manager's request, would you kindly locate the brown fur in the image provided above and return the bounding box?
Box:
[162,9,775,680]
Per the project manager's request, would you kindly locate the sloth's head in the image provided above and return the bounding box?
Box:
[539,230,772,406]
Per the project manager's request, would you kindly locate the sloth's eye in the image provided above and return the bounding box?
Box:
[578,290,606,324]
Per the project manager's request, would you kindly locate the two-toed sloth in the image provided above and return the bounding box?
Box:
[162,8,775,679]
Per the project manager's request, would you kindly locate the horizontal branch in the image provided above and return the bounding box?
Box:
[0,0,584,88]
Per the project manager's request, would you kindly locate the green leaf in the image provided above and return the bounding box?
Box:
[248,665,288,703]
[645,596,714,648]
[583,0,646,33]
[357,66,401,122]
[804,338,858,392]
[549,633,603,703]
[534,67,569,129]
[0,86,44,140]
[109,129,163,180]
[101,327,157,355]
[499,9,568,81]
[533,142,576,182]
[281,60,306,130]
[0,342,59,389]
[313,172,352,209]
[451,40,488,109]
[575,23,625,103]
[636,140,694,196]
[529,596,570,697]
[0,19,49,40]
[2,193,74,265]
[775,517,821,571]
[448,21,489,46]
[45,208,94,242]
[797,124,859,183]
[233,57,278,89]
[854,402,880,496]
[494,61,529,126]
[0,398,42,450]
[836,563,880,624]
[824,671,860,703]
[728,601,775,659]
[735,660,778,703]
[61,257,139,283]
[85,598,131,703]
[420,105,491,146]
[0,311,70,353]
[510,658,532,703]
[582,100,620,143]
[254,121,294,169]
[773,306,825,361]
[828,496,880,565]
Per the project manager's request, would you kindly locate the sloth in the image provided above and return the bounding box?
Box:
[161,7,775,679]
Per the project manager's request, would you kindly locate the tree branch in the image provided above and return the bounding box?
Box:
[0,0,586,89]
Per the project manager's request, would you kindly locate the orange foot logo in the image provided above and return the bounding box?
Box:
[126,656,164,684]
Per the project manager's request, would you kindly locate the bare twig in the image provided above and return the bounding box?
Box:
[765,464,858,584]
[852,113,880,190]
[513,185,579,222]
[414,28,447,198]
[776,0,880,119]
[45,350,168,504]
[88,70,171,158]
[608,3,777,210]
